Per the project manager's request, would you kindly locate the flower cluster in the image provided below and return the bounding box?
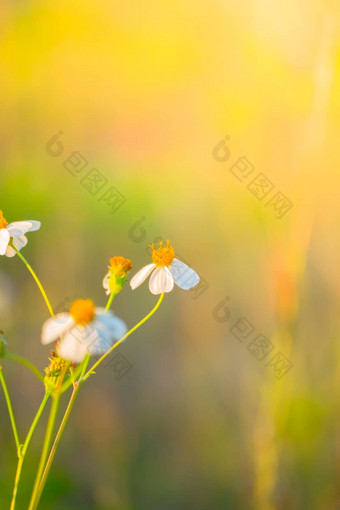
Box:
[1,211,200,365]
[0,210,201,509]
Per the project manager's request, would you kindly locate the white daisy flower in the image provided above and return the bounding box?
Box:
[130,240,200,295]
[41,299,127,364]
[0,210,41,257]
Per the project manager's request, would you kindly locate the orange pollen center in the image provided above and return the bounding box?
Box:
[109,256,133,277]
[151,240,175,267]
[69,299,95,325]
[0,210,8,229]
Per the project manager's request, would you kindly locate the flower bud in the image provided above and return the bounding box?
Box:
[44,351,70,392]
[103,256,132,296]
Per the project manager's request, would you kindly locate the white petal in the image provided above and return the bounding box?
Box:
[83,312,127,356]
[95,307,107,316]
[6,221,31,237]
[41,314,74,345]
[84,323,113,357]
[12,235,28,251]
[57,326,89,364]
[26,220,41,232]
[6,220,41,237]
[0,229,10,255]
[169,259,200,290]
[95,310,128,340]
[130,263,156,290]
[102,272,111,295]
[5,245,16,257]
[149,267,174,295]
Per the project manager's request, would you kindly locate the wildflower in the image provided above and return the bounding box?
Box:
[130,240,200,295]
[0,210,41,257]
[41,299,127,364]
[103,256,133,296]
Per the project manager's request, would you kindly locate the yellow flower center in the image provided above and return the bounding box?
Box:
[151,240,175,267]
[0,210,8,229]
[108,256,133,277]
[70,299,95,325]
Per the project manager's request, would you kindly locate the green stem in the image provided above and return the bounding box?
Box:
[28,295,164,508]
[27,396,60,510]
[0,365,20,454]
[13,246,54,317]
[10,392,50,510]
[28,364,69,510]
[60,357,86,394]
[83,293,164,382]
[105,291,115,311]
[6,352,44,383]
[33,357,90,510]
[35,388,77,506]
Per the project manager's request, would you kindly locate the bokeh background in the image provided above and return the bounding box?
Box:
[0,1,340,508]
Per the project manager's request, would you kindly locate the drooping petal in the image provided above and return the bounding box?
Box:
[69,311,127,357]
[0,229,10,255]
[5,245,16,257]
[12,235,28,251]
[102,272,111,295]
[84,322,114,357]
[95,309,128,340]
[130,263,156,290]
[6,220,41,237]
[26,221,41,232]
[149,267,174,295]
[57,326,89,364]
[169,259,200,290]
[6,222,31,237]
[41,314,74,345]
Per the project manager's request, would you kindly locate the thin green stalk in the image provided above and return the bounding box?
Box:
[33,357,90,509]
[28,364,69,510]
[6,352,44,383]
[83,293,164,382]
[0,365,20,454]
[105,291,115,311]
[60,357,87,394]
[34,388,78,507]
[13,246,54,317]
[29,295,164,508]
[10,392,50,510]
[27,396,60,510]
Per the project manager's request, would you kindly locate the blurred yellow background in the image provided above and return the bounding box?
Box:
[0,1,340,508]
